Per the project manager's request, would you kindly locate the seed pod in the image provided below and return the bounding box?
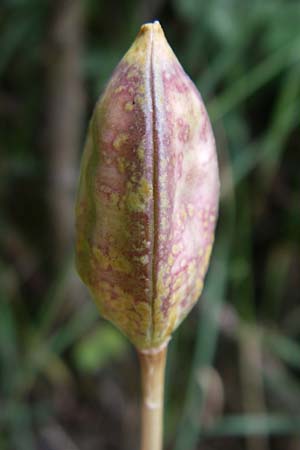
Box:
[75,21,219,350]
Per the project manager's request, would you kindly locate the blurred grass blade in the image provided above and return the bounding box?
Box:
[259,67,300,188]
[261,244,293,320]
[263,330,300,370]
[262,357,300,413]
[16,304,98,394]
[0,20,32,75]
[208,37,300,121]
[0,292,18,394]
[203,414,300,437]
[230,98,298,188]
[48,303,98,355]
[8,402,35,450]
[197,27,253,97]
[37,254,74,336]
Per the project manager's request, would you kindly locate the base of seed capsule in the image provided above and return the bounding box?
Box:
[138,337,171,355]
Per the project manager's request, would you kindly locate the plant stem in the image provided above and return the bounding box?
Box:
[138,343,168,450]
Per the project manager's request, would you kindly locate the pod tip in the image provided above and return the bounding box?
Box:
[140,20,163,35]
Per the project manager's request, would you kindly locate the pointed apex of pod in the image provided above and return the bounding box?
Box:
[139,20,162,32]
[136,20,164,38]
[75,22,220,350]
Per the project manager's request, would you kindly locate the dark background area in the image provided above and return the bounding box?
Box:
[1,0,300,449]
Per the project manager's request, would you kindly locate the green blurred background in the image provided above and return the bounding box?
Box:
[1,0,300,449]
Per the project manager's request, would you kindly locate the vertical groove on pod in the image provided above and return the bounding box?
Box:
[149,24,158,344]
